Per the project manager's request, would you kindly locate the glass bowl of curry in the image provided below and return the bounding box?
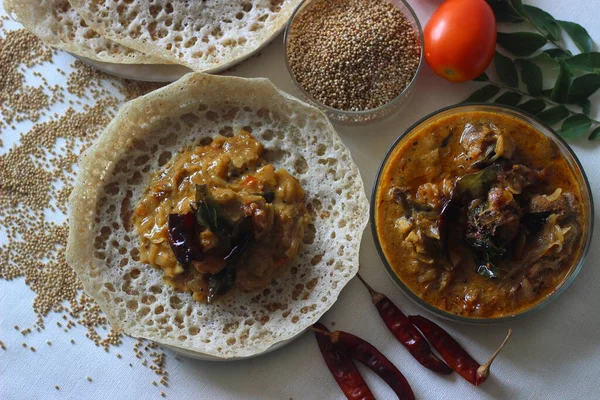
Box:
[372,103,593,322]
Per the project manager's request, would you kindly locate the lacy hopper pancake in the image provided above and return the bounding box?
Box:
[69,0,303,72]
[66,72,368,358]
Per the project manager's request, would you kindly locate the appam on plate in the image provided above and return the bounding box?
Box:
[66,72,368,358]
[69,0,302,72]
[4,0,165,64]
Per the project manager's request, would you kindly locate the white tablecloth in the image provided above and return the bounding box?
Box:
[1,1,599,399]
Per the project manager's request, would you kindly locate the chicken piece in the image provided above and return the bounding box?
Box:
[466,185,522,252]
[528,189,579,218]
[460,122,516,166]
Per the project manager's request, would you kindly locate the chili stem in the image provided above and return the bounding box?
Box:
[309,326,340,343]
[476,329,513,380]
[355,273,376,295]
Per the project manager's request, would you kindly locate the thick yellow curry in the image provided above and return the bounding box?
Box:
[133,130,310,303]
[376,111,584,318]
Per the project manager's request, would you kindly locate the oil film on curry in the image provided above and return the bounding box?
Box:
[1,0,597,398]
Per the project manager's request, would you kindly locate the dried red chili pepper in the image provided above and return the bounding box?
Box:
[409,315,512,386]
[313,323,375,400]
[167,212,203,265]
[356,275,452,375]
[312,326,415,400]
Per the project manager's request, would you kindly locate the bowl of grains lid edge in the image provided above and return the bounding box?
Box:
[283,0,424,123]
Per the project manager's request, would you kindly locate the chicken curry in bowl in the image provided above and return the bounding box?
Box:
[373,105,592,320]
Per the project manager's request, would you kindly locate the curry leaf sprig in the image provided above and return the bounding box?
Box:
[465,0,600,140]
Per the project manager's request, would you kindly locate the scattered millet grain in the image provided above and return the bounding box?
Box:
[0,26,167,395]
[286,0,421,111]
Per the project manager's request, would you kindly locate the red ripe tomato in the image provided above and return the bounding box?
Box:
[424,0,496,83]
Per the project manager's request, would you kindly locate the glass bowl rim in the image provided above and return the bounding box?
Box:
[370,102,595,324]
[282,0,425,117]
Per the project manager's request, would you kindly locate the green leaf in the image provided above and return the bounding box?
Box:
[515,59,543,96]
[559,114,591,139]
[523,5,560,42]
[497,32,547,56]
[589,126,600,140]
[518,99,547,115]
[558,20,594,53]
[578,99,592,115]
[545,48,572,59]
[565,52,600,73]
[550,60,573,103]
[495,52,518,88]
[508,0,527,15]
[568,74,600,102]
[490,1,525,23]
[462,85,500,103]
[536,105,569,126]
[494,92,523,106]
[474,72,489,82]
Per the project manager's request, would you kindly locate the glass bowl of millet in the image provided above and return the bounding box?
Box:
[284,0,423,125]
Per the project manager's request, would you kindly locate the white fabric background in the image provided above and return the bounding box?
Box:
[1,0,599,399]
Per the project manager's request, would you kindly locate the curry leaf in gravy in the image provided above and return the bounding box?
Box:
[393,188,434,218]
[195,185,233,234]
[522,211,551,234]
[207,218,254,303]
[453,165,501,200]
[207,266,237,304]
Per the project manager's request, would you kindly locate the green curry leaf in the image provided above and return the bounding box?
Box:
[559,114,592,138]
[550,60,573,103]
[494,91,522,106]
[558,20,594,53]
[589,126,600,140]
[518,99,547,115]
[497,32,547,57]
[545,48,573,60]
[568,74,600,102]
[495,52,519,88]
[523,5,560,42]
[564,52,600,73]
[462,85,500,103]
[515,58,543,96]
[489,1,525,23]
[536,105,570,126]
[473,72,489,82]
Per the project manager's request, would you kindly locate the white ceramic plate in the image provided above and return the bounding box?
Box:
[71,21,287,82]
[162,329,306,361]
